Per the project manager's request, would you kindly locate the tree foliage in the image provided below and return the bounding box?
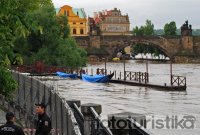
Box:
[132,20,154,36]
[131,20,166,58]
[0,0,87,98]
[144,20,154,35]
[11,0,87,67]
[164,21,177,36]
[0,67,17,99]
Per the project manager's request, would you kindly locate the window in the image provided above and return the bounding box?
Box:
[73,22,76,24]
[80,29,84,34]
[64,10,67,16]
[73,29,77,34]
[80,22,83,24]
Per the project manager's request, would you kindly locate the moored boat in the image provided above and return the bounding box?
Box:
[82,72,114,83]
[56,71,77,79]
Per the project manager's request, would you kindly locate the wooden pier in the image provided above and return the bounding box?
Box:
[12,61,187,91]
[110,79,186,91]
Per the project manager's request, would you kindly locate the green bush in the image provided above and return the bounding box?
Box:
[0,67,17,99]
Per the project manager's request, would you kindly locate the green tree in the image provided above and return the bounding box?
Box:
[57,15,70,39]
[0,67,17,99]
[132,19,154,36]
[164,21,177,36]
[12,1,87,67]
[132,26,144,36]
[132,20,155,56]
[144,19,154,35]
[0,0,42,98]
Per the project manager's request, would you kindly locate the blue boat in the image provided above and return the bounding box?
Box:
[56,71,77,79]
[82,73,114,83]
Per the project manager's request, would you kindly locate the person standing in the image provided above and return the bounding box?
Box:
[35,103,51,135]
[0,112,25,135]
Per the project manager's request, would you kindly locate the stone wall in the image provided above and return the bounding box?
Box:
[90,36,100,48]
[174,55,200,63]
[74,36,90,48]
[181,36,194,52]
[193,36,200,55]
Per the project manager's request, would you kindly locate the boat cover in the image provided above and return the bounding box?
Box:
[82,73,114,83]
[56,71,77,79]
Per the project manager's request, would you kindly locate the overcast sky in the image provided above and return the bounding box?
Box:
[52,0,200,29]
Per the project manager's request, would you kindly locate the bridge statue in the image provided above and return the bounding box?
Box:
[181,20,192,36]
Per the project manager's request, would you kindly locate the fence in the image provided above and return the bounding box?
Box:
[171,75,186,86]
[6,71,82,135]
[124,71,149,83]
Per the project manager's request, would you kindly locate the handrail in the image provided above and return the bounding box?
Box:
[127,117,154,135]
[72,103,84,135]
[73,103,84,120]
[90,107,113,135]
[63,101,82,135]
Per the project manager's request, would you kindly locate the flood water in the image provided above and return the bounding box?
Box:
[45,60,200,135]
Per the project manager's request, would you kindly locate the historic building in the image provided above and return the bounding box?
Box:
[57,5,88,36]
[89,8,130,35]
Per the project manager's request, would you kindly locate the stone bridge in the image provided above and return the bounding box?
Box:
[74,35,200,63]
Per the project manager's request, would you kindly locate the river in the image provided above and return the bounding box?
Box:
[45,60,200,135]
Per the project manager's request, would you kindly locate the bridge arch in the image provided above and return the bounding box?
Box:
[111,40,171,59]
[75,35,185,60]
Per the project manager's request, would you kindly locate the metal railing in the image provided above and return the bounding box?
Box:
[90,107,113,135]
[8,71,82,135]
[127,118,153,135]
[71,103,84,135]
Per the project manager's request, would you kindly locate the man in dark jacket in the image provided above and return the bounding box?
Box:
[0,112,25,135]
[35,103,51,135]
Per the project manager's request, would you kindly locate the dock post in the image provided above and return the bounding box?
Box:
[108,112,146,135]
[91,68,93,75]
[146,56,148,74]
[139,72,141,83]
[105,57,107,75]
[123,59,126,80]
[170,60,173,85]
[81,103,102,135]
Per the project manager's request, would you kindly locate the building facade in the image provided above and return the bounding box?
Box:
[57,5,88,36]
[91,8,130,35]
